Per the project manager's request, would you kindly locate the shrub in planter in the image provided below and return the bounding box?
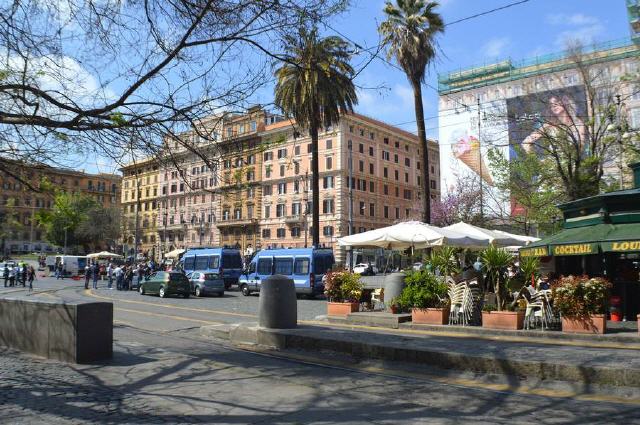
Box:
[481,304,525,330]
[397,270,449,324]
[324,270,364,316]
[552,275,611,334]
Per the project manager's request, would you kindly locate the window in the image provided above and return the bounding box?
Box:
[369,163,374,174]
[195,256,209,270]
[291,227,301,237]
[405,172,409,183]
[246,170,255,181]
[369,146,374,156]
[349,125,354,133]
[404,189,412,200]
[264,151,273,161]
[234,208,242,219]
[262,229,271,238]
[369,132,375,140]
[395,170,399,181]
[359,160,364,172]
[384,206,389,218]
[395,187,399,197]
[405,158,410,167]
[323,176,334,189]
[384,137,389,145]
[222,210,230,220]
[359,143,364,153]
[276,228,286,239]
[384,184,389,195]
[394,154,398,163]
[264,205,271,218]
[263,185,272,196]
[430,179,437,189]
[383,167,388,178]
[307,143,312,153]
[323,226,334,236]
[294,162,300,175]
[277,148,287,159]
[276,203,286,217]
[395,207,400,219]
[250,120,257,132]
[369,203,375,217]
[278,182,287,194]
[323,199,335,214]
[359,201,365,215]
[382,151,390,161]
[280,164,285,177]
[395,141,400,148]
[294,258,310,274]
[247,154,256,165]
[369,181,374,192]
[184,257,196,271]
[326,139,333,149]
[274,258,293,274]
[326,156,333,170]
[294,145,301,156]
[293,179,300,193]
[406,208,410,218]
[257,258,272,274]
[292,202,301,216]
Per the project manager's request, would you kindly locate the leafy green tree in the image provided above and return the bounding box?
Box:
[380,0,444,223]
[274,26,357,246]
[35,191,96,251]
[0,198,23,255]
[76,206,122,252]
[488,146,561,235]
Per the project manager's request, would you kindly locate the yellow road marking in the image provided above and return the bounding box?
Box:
[87,290,256,318]
[299,320,640,351]
[114,306,223,325]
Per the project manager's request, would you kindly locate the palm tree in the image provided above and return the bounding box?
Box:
[274,27,357,247]
[380,0,444,223]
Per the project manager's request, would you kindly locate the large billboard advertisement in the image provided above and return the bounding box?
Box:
[439,99,509,216]
[439,85,588,217]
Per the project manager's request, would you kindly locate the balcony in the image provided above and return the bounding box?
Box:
[284,215,304,224]
[216,218,259,227]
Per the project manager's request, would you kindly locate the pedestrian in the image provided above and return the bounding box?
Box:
[21,263,27,287]
[27,266,35,292]
[10,265,19,287]
[107,263,114,289]
[3,264,8,287]
[115,265,123,290]
[84,264,91,290]
[92,262,99,289]
[124,266,132,291]
[56,262,64,280]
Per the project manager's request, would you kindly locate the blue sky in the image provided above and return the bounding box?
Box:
[324,0,631,139]
[88,0,631,174]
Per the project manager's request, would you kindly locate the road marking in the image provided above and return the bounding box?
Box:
[298,320,640,351]
[86,290,256,318]
[114,306,223,325]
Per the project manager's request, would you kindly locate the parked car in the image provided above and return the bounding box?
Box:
[180,247,243,289]
[186,271,225,297]
[353,263,377,275]
[412,262,424,271]
[139,271,191,298]
[239,248,334,297]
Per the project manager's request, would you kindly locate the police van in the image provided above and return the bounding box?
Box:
[180,247,243,289]
[238,248,334,297]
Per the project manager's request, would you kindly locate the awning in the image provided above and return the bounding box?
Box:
[519,223,640,257]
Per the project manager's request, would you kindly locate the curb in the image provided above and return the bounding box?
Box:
[201,323,640,388]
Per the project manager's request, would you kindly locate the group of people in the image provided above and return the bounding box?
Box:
[2,262,36,291]
[86,260,157,291]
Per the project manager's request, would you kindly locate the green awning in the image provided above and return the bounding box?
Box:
[519,223,640,257]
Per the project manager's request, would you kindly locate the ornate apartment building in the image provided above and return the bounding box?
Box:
[1,161,120,254]
[121,108,440,265]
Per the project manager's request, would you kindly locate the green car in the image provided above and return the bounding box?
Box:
[139,272,191,298]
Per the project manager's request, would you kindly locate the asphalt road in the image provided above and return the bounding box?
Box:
[1,271,640,423]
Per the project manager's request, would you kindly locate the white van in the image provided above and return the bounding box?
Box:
[56,255,88,276]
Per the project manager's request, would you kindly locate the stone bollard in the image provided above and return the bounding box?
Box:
[258,275,297,329]
[384,272,406,311]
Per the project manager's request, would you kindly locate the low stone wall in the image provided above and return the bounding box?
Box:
[0,298,112,363]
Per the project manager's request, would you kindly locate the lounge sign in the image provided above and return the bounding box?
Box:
[551,243,597,256]
[520,246,548,257]
[602,240,640,252]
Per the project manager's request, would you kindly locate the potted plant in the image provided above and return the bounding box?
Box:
[428,246,460,278]
[324,270,364,316]
[397,270,449,324]
[552,275,611,334]
[479,245,525,330]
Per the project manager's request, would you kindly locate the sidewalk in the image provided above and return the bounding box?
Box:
[201,320,640,389]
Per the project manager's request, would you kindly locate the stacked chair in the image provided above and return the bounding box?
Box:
[448,278,483,326]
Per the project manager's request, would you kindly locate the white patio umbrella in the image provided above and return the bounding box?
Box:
[492,229,540,246]
[444,222,523,247]
[337,221,490,249]
[164,248,185,259]
[86,251,123,259]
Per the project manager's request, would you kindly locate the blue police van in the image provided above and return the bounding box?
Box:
[238,248,334,297]
[180,247,243,289]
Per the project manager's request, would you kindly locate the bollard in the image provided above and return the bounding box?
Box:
[384,272,406,311]
[258,275,297,329]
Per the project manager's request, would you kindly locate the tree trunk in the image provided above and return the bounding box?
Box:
[310,124,320,247]
[412,80,431,223]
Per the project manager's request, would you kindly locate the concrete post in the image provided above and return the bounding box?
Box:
[258,275,297,329]
[384,272,406,311]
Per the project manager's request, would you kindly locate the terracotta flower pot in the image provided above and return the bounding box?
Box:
[561,314,606,334]
[412,308,450,325]
[482,311,525,330]
[327,301,359,317]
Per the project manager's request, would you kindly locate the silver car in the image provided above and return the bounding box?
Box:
[187,272,225,297]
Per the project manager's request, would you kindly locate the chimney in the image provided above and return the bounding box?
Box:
[630,162,640,189]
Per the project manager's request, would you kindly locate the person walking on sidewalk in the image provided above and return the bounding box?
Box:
[56,262,64,280]
[107,263,114,289]
[84,264,91,290]
[115,265,123,290]
[91,262,99,289]
[27,265,35,292]
[3,264,8,287]
[20,263,27,287]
